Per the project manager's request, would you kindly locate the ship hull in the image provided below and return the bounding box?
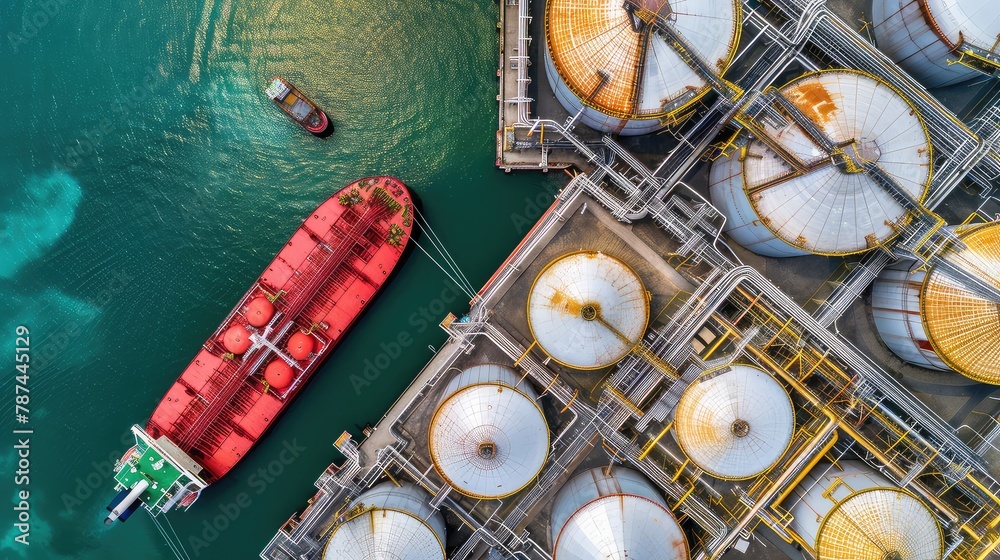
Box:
[145,176,413,483]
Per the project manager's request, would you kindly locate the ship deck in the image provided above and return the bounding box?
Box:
[146,176,412,484]
[114,445,182,511]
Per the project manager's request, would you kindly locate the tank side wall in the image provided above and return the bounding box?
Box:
[785,462,893,550]
[872,0,977,87]
[871,261,950,370]
[708,152,810,257]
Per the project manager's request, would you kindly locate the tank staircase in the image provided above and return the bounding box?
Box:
[623,0,741,101]
[767,91,837,153]
[747,84,927,212]
[641,0,821,190]
[617,0,814,206]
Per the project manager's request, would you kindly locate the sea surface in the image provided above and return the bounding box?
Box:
[0,1,560,558]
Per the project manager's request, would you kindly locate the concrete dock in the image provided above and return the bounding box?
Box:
[260,0,1000,557]
[262,171,1000,560]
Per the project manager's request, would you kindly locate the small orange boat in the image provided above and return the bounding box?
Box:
[266,77,331,136]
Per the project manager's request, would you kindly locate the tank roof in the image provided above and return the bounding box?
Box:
[743,70,932,255]
[922,223,1000,384]
[323,483,445,560]
[442,363,537,398]
[544,0,739,120]
[674,365,795,479]
[817,488,943,560]
[528,251,649,369]
[551,468,689,560]
[922,0,1000,48]
[429,382,549,499]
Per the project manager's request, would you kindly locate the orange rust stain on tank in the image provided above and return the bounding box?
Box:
[788,82,839,126]
[550,289,583,316]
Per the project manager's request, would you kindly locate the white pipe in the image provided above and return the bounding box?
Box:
[105,479,149,524]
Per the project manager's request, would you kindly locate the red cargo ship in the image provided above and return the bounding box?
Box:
[104,177,413,523]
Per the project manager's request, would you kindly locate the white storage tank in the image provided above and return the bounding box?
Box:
[784,461,943,560]
[871,222,1000,384]
[544,0,740,135]
[550,467,689,559]
[528,251,649,370]
[323,482,446,560]
[873,0,1000,88]
[428,364,549,499]
[709,70,932,257]
[673,365,795,480]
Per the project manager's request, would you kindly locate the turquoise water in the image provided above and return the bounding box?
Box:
[0,1,560,557]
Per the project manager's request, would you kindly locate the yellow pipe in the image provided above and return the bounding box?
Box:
[744,344,961,524]
[382,468,401,487]
[602,440,627,461]
[638,421,673,461]
[801,348,830,379]
[962,522,983,540]
[672,458,690,483]
[762,317,794,349]
[541,373,560,395]
[513,340,537,368]
[976,534,1000,560]
[517,367,533,389]
[673,484,696,510]
[559,389,578,413]
[773,430,839,507]
[966,473,1000,508]
[701,331,730,360]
